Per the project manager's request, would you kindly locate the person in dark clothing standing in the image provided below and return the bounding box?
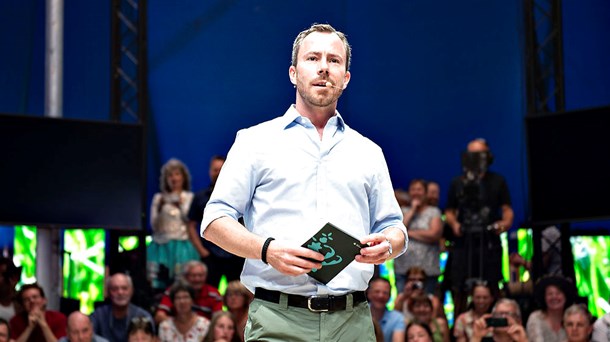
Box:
[187,155,244,288]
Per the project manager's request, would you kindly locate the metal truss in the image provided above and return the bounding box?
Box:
[111,0,148,123]
[523,0,565,115]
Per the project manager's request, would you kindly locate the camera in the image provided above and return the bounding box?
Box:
[485,317,508,328]
[412,281,424,290]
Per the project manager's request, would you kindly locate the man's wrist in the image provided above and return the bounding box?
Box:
[261,237,275,264]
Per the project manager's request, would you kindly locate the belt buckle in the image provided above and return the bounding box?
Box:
[307,295,330,312]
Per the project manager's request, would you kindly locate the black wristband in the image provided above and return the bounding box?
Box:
[261,237,275,264]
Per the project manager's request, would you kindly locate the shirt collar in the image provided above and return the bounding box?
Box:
[281,105,346,132]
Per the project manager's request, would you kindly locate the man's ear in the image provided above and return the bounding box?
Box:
[289,66,297,85]
[342,71,351,89]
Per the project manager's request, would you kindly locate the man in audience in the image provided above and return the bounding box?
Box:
[472,298,528,342]
[9,283,66,341]
[90,273,153,342]
[58,311,107,342]
[368,277,405,342]
[187,155,244,288]
[154,260,222,323]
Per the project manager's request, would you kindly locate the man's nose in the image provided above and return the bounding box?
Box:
[318,60,329,75]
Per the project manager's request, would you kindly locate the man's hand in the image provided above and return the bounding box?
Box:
[472,314,493,341]
[266,241,324,276]
[28,307,44,327]
[356,233,392,265]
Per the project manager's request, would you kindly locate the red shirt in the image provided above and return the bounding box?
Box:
[9,310,67,341]
[157,284,223,319]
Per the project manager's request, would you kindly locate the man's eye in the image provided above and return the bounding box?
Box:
[330,58,339,63]
[307,56,317,61]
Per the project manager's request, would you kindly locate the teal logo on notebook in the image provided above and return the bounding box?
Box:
[307,232,343,272]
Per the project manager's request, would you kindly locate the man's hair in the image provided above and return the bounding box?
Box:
[291,23,352,71]
[493,298,522,321]
[563,304,592,324]
[107,272,133,290]
[17,283,45,305]
[181,260,208,278]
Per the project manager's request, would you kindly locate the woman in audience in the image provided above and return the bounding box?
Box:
[563,304,592,342]
[223,281,253,341]
[147,158,198,293]
[127,317,156,342]
[406,321,434,342]
[526,275,575,342]
[393,179,443,295]
[454,280,496,342]
[407,295,449,342]
[158,282,210,342]
[203,311,240,342]
[394,267,443,321]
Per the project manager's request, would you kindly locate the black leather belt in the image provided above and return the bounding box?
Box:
[254,287,367,312]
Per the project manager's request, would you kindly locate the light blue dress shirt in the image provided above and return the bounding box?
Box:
[201,105,407,296]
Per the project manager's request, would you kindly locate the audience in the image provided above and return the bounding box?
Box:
[407,295,449,342]
[368,277,405,342]
[406,321,434,342]
[472,298,528,342]
[147,158,199,293]
[393,267,443,321]
[155,261,222,323]
[563,304,592,342]
[592,302,610,342]
[9,283,66,342]
[0,318,11,342]
[158,282,209,342]
[202,312,239,342]
[223,281,252,342]
[0,258,21,322]
[58,311,108,342]
[126,317,156,342]
[454,280,496,342]
[426,181,440,207]
[526,275,575,342]
[90,273,153,342]
[393,179,443,294]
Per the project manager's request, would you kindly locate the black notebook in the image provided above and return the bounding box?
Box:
[301,222,365,284]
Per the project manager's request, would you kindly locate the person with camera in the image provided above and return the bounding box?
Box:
[454,280,497,342]
[445,138,514,316]
[393,267,443,321]
[472,298,528,342]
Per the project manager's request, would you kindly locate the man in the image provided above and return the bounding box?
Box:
[445,138,514,316]
[0,318,10,342]
[472,298,528,342]
[368,278,405,342]
[154,261,222,323]
[58,312,108,342]
[9,283,66,342]
[187,155,244,288]
[563,304,592,342]
[90,273,152,342]
[201,23,408,341]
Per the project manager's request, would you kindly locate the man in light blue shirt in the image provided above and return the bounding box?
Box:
[201,23,408,342]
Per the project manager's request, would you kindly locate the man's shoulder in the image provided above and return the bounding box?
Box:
[93,335,110,342]
[91,304,112,318]
[198,284,223,301]
[45,310,67,320]
[129,303,152,317]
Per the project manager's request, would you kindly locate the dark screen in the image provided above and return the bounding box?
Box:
[0,114,144,229]
[525,106,610,224]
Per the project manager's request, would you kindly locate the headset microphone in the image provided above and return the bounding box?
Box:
[325,81,342,89]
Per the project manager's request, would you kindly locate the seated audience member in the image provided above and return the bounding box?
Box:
[0,257,21,322]
[158,282,210,342]
[90,273,153,342]
[0,318,11,342]
[9,283,66,342]
[406,321,434,342]
[526,275,575,342]
[592,302,610,342]
[223,281,252,341]
[127,317,155,342]
[393,267,443,321]
[368,277,405,342]
[393,179,442,294]
[155,261,222,323]
[472,298,528,342]
[203,311,240,342]
[454,280,496,342]
[563,304,592,342]
[58,311,108,342]
[407,295,449,342]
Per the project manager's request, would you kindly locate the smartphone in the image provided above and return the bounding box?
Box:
[485,317,508,327]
